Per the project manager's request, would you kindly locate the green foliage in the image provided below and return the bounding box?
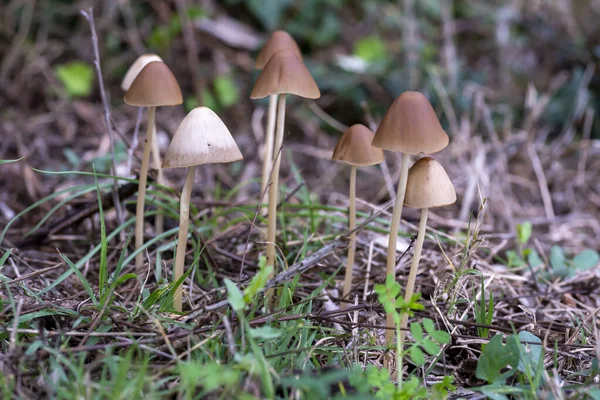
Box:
[474,332,547,400]
[516,222,533,246]
[476,335,520,384]
[350,366,455,400]
[214,75,240,108]
[545,245,600,279]
[473,275,494,339]
[147,7,206,51]
[247,0,292,30]
[55,61,94,98]
[0,157,24,164]
[354,35,388,63]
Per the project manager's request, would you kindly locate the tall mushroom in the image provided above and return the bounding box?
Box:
[121,54,167,235]
[124,61,183,269]
[332,124,384,307]
[371,91,449,343]
[162,107,243,312]
[250,50,320,298]
[255,31,302,198]
[399,156,456,372]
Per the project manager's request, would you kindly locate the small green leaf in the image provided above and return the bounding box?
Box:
[247,0,292,30]
[527,250,543,268]
[214,75,239,108]
[353,35,387,63]
[224,279,245,312]
[549,246,566,270]
[476,334,520,384]
[249,326,281,340]
[410,322,424,341]
[572,249,599,271]
[55,61,94,98]
[421,338,441,356]
[422,318,435,334]
[516,221,532,245]
[410,346,426,366]
[432,330,451,344]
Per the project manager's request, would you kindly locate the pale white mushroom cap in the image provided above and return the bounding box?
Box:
[162,107,243,169]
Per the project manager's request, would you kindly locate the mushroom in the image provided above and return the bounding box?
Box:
[121,54,167,235]
[250,50,320,297]
[255,31,302,199]
[125,61,183,269]
[371,91,449,343]
[399,156,456,370]
[332,124,384,307]
[162,107,243,312]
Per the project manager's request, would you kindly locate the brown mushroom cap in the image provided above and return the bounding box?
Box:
[250,50,320,99]
[372,91,449,155]
[124,61,183,107]
[404,157,456,209]
[121,54,163,91]
[256,30,302,69]
[162,107,243,169]
[332,124,385,166]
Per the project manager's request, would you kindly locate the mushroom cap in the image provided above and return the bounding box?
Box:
[404,157,456,209]
[162,107,243,169]
[372,91,449,155]
[332,124,384,166]
[124,61,183,107]
[121,54,163,91]
[256,30,302,69]
[250,50,320,99]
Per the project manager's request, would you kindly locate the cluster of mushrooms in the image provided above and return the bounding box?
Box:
[120,31,457,357]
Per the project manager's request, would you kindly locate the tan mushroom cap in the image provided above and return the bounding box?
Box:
[121,54,163,91]
[256,30,302,69]
[124,61,183,107]
[372,91,449,155]
[332,124,385,166]
[250,50,320,99]
[162,107,243,169]
[404,157,456,209]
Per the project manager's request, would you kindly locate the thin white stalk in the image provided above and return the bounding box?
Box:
[398,207,428,370]
[261,94,279,200]
[135,106,155,269]
[150,120,165,235]
[265,95,286,303]
[341,165,357,307]
[173,166,196,312]
[385,153,411,343]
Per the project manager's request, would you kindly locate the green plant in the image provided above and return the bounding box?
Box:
[54,61,94,98]
[374,274,451,393]
[473,331,546,400]
[473,274,494,339]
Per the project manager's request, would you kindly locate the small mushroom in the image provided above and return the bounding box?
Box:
[399,156,456,364]
[125,61,183,269]
[371,91,448,343]
[162,107,243,312]
[332,124,384,307]
[255,31,303,198]
[121,54,167,235]
[251,50,320,302]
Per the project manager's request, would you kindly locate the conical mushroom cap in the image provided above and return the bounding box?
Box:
[372,91,449,155]
[162,107,243,169]
[124,61,183,107]
[121,54,163,91]
[256,30,302,69]
[404,157,456,209]
[250,50,320,99]
[332,124,384,166]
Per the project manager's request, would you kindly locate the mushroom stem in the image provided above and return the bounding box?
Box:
[341,165,357,307]
[150,120,165,235]
[173,166,196,312]
[385,152,411,343]
[398,207,428,375]
[261,94,279,200]
[135,106,156,269]
[265,94,286,301]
